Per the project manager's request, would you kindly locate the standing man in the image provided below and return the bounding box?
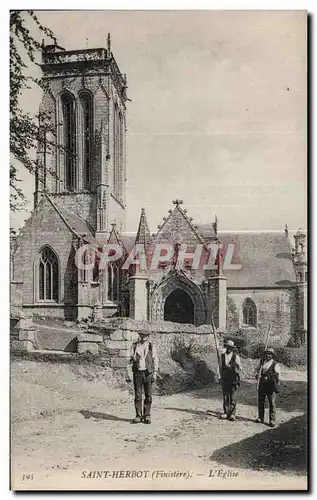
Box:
[127,328,159,424]
[218,340,242,421]
[255,347,281,427]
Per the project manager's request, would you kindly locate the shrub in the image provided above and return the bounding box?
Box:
[223,330,307,369]
[168,336,216,391]
[274,347,307,369]
[170,336,195,364]
[223,330,259,358]
[287,331,307,348]
[223,334,248,355]
[244,342,266,359]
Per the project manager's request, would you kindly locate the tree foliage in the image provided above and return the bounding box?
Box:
[10,10,56,211]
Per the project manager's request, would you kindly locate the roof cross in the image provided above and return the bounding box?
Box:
[173,199,183,206]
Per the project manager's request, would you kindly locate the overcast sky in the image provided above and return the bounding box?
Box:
[11,10,307,234]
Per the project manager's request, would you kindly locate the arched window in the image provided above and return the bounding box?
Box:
[107,264,113,301]
[107,264,120,302]
[243,298,257,327]
[113,266,119,302]
[113,102,122,200]
[61,92,76,191]
[118,110,123,202]
[38,247,59,301]
[79,91,93,189]
[92,259,99,283]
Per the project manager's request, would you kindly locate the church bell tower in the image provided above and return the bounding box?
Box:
[35,34,128,238]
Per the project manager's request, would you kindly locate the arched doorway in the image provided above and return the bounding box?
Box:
[164,288,194,324]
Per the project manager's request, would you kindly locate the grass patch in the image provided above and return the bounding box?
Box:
[11,350,104,366]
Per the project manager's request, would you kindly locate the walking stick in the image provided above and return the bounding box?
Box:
[211,314,222,378]
[256,324,271,390]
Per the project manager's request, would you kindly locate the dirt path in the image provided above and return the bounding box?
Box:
[11,360,307,491]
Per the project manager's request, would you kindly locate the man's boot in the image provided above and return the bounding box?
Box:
[132,416,142,424]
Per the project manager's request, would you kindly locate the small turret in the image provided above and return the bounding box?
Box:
[135,207,152,248]
[292,228,307,346]
[293,228,306,264]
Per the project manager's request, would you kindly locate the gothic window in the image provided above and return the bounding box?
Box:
[79,91,93,189]
[242,298,257,327]
[92,258,100,283]
[107,264,113,301]
[61,92,76,191]
[38,247,59,301]
[119,111,123,202]
[107,264,120,302]
[113,266,119,302]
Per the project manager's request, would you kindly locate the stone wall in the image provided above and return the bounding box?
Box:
[11,298,293,359]
[227,288,295,346]
[24,305,77,320]
[11,315,38,353]
[49,192,97,230]
[88,318,217,371]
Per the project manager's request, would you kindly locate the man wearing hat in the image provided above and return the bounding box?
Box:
[255,347,281,427]
[218,339,242,421]
[127,328,159,424]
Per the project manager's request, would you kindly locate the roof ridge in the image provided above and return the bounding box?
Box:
[217,230,289,234]
[55,201,96,235]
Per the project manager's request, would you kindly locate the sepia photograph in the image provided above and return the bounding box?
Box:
[9,9,307,491]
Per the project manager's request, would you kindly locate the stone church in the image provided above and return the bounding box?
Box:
[10,38,307,344]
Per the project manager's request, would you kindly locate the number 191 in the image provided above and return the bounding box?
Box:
[21,474,34,481]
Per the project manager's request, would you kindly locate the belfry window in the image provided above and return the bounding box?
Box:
[113,103,122,200]
[80,91,93,189]
[61,92,76,191]
[38,247,59,301]
[242,298,257,327]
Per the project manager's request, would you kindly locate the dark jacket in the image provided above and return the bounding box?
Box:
[221,352,240,387]
[259,360,280,393]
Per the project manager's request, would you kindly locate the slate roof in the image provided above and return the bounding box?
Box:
[208,229,296,288]
[48,196,99,246]
[116,229,296,288]
[198,223,218,241]
[47,194,297,288]
[56,204,94,237]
